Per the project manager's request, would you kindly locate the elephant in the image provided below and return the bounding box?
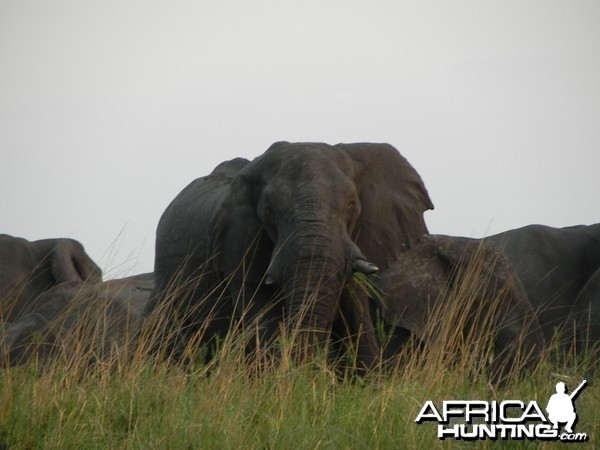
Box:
[375,235,545,383]
[567,267,600,352]
[0,234,102,321]
[150,141,433,372]
[0,273,153,367]
[485,224,600,346]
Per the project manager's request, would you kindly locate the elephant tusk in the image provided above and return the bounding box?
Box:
[353,259,379,275]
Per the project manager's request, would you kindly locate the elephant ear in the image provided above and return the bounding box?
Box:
[425,235,517,288]
[213,174,273,314]
[50,240,102,284]
[337,143,434,269]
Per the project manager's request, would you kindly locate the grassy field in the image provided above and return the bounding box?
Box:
[0,270,597,449]
[0,333,597,449]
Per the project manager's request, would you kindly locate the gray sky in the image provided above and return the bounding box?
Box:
[1,1,599,278]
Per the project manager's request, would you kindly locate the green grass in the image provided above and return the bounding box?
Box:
[0,268,598,449]
[0,341,597,449]
[0,326,600,449]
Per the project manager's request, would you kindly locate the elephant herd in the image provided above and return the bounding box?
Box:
[1,142,598,381]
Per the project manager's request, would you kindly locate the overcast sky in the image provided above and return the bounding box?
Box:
[1,1,599,278]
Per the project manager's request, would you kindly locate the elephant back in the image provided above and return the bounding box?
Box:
[153,158,249,301]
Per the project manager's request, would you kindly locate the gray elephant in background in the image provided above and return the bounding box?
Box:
[0,273,153,367]
[485,224,600,348]
[376,235,545,382]
[151,141,433,372]
[0,234,102,321]
[568,268,600,351]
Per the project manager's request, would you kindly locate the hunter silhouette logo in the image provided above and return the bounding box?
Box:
[415,379,589,442]
[546,380,586,434]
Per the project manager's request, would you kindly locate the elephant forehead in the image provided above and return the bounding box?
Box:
[257,142,356,176]
[265,168,356,207]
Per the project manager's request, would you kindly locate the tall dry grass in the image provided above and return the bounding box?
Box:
[0,252,597,448]
[378,239,549,387]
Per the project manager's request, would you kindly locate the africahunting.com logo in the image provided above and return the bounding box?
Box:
[415,380,589,442]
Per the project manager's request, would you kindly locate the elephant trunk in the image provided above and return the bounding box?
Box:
[266,221,378,362]
[270,239,350,362]
[283,267,341,359]
[284,252,342,312]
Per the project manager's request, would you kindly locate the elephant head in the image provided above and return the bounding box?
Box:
[377,235,545,383]
[211,142,433,354]
[0,235,102,321]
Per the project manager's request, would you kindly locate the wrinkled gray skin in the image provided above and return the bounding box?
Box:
[485,224,600,346]
[568,268,600,350]
[0,234,102,321]
[377,235,545,382]
[0,273,153,366]
[151,141,433,372]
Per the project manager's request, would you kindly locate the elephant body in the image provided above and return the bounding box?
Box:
[568,268,600,349]
[486,224,600,345]
[0,234,102,321]
[0,273,154,366]
[377,224,600,376]
[151,141,433,371]
[377,235,545,382]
